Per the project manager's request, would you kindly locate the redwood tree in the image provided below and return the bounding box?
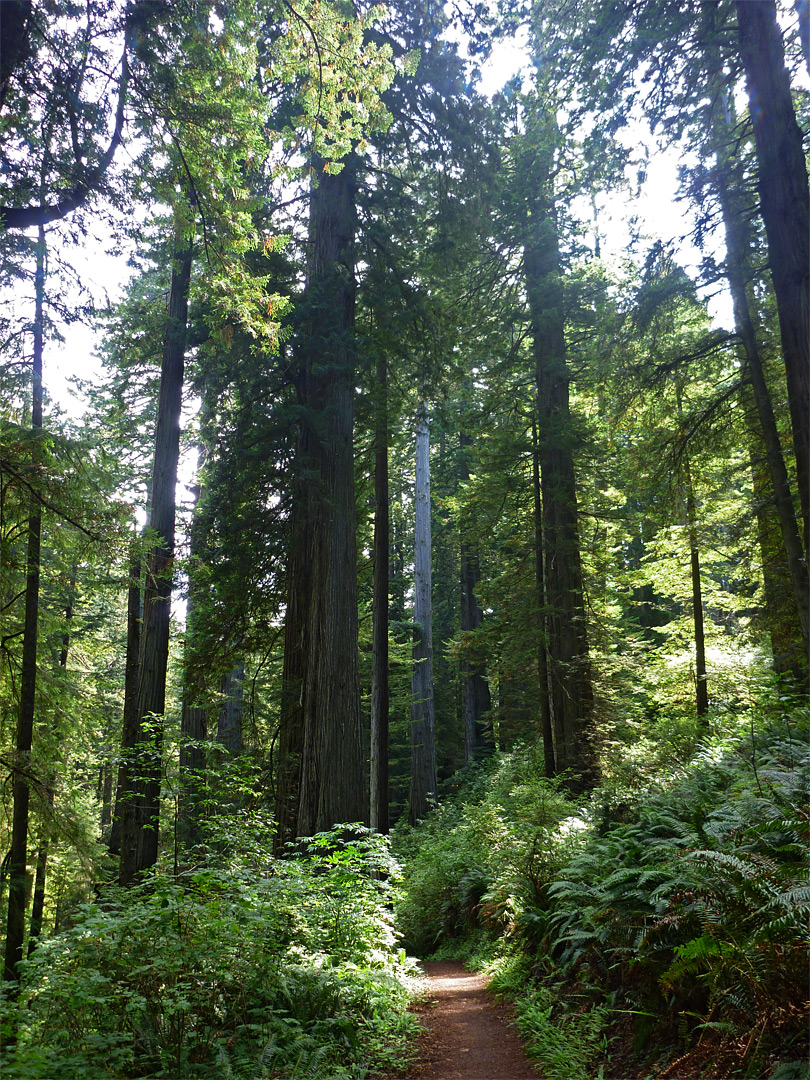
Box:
[409,399,438,824]
[735,0,810,556]
[521,105,596,789]
[118,218,192,885]
[276,160,365,840]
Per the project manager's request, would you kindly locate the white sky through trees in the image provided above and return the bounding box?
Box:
[41,21,754,421]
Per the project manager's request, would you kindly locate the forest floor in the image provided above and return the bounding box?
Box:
[374,960,540,1080]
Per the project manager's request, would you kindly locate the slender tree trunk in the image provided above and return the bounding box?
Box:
[370,352,390,834]
[119,217,192,885]
[523,114,596,790]
[672,379,709,716]
[217,665,244,753]
[736,0,810,555]
[3,226,44,994]
[287,160,364,839]
[688,541,708,716]
[458,430,492,762]
[273,335,312,850]
[683,453,709,717]
[26,786,52,959]
[409,400,437,825]
[27,564,75,956]
[100,764,113,828]
[531,417,555,776]
[178,459,207,846]
[108,541,141,855]
[273,488,310,851]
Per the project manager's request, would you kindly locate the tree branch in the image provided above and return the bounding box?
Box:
[0,45,129,231]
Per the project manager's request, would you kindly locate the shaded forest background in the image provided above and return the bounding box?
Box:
[0,1,808,1077]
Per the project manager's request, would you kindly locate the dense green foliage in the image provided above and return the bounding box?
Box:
[394,699,810,1078]
[3,812,417,1079]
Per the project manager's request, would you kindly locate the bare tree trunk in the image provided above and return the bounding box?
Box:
[118,217,191,885]
[292,160,364,838]
[217,665,244,753]
[100,764,113,829]
[409,400,437,825]
[4,225,45,995]
[27,564,75,955]
[178,458,207,846]
[108,541,141,855]
[684,458,709,717]
[370,352,390,834]
[26,787,51,959]
[273,486,310,851]
[458,430,492,763]
[736,0,810,555]
[523,112,596,790]
[531,417,555,776]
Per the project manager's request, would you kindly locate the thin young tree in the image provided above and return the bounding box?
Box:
[409,398,438,824]
[370,351,390,834]
[3,226,45,993]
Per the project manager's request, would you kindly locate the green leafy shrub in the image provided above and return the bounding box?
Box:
[392,749,575,958]
[3,820,419,1079]
[545,711,810,1074]
[396,706,809,1078]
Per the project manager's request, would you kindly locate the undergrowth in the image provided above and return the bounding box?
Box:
[393,704,810,1080]
[1,820,420,1079]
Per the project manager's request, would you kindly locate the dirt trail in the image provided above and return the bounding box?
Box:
[382,960,539,1080]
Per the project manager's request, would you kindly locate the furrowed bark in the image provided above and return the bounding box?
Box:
[736,0,810,556]
[370,352,390,834]
[409,399,437,825]
[118,217,191,885]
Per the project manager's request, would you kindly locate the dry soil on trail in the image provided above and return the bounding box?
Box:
[378,960,539,1080]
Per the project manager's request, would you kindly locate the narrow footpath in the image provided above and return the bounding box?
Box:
[382,960,539,1080]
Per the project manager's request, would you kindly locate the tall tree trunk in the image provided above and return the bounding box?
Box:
[458,430,492,763]
[370,352,390,834]
[108,541,141,855]
[687,525,708,717]
[711,105,810,673]
[273,488,310,851]
[100,763,113,829]
[118,217,192,885]
[523,114,596,790]
[736,0,810,555]
[673,376,709,717]
[531,417,555,777]
[409,400,437,825]
[217,665,244,753]
[178,460,207,846]
[681,441,709,717]
[27,564,75,956]
[282,160,364,839]
[745,396,805,677]
[3,226,44,994]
